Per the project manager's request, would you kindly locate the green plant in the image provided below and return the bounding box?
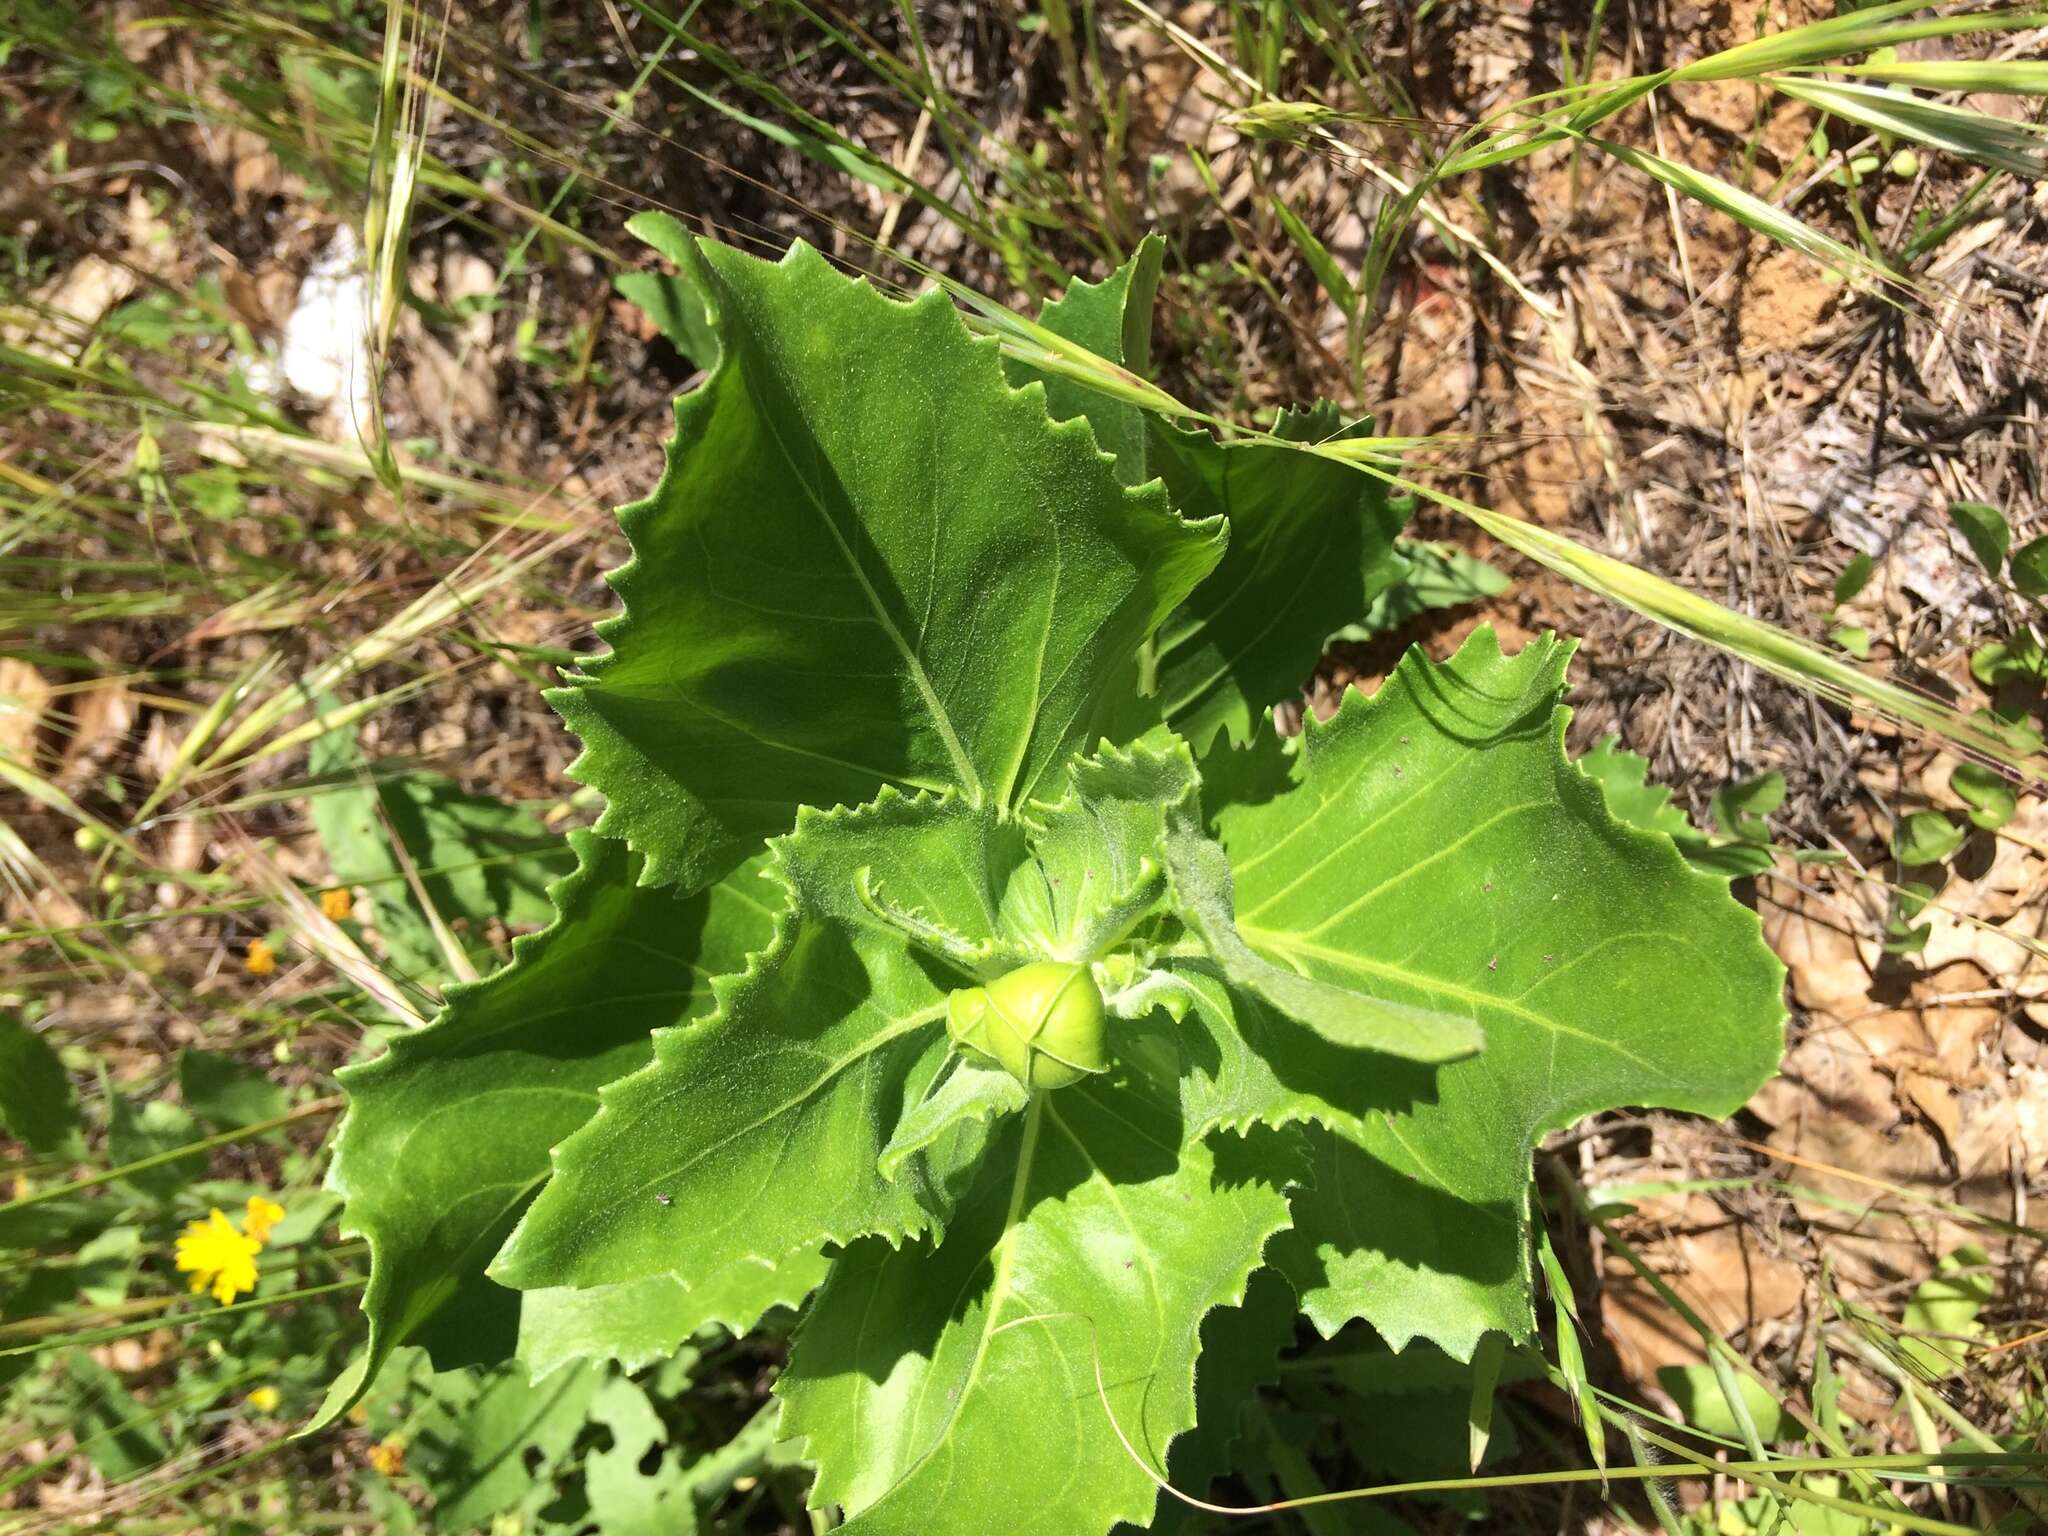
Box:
[324,235,1787,1533]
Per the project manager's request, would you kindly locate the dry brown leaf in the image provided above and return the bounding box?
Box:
[0,658,52,764]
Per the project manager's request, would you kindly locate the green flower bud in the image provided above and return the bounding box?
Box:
[946,961,1108,1091]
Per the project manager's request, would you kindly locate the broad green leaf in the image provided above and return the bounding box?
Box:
[552,237,1223,893]
[177,1047,286,1130]
[615,210,719,367]
[1898,1242,1992,1377]
[500,736,1232,1296]
[1831,623,1871,659]
[1209,629,1783,1355]
[323,832,775,1425]
[517,1249,831,1382]
[1947,500,2009,576]
[493,793,983,1295]
[1152,1266,1299,1509]
[408,1359,605,1531]
[1971,632,2048,686]
[998,730,1193,959]
[0,1014,80,1156]
[1162,820,1483,1062]
[1832,550,1874,605]
[1892,809,1964,867]
[1147,407,1410,750]
[1014,247,1414,751]
[1576,735,1693,841]
[1711,771,1785,842]
[1657,1363,1796,1442]
[309,728,568,987]
[2013,535,2048,599]
[1950,762,2017,831]
[1577,735,1772,880]
[878,1059,1028,1182]
[775,1047,1295,1536]
[584,1373,701,1536]
[1006,235,1163,485]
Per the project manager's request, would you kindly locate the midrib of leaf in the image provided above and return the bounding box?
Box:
[899,1095,1044,1478]
[1232,729,1493,903]
[994,504,1063,811]
[661,686,953,797]
[753,391,986,806]
[1238,923,1665,1078]
[1042,1096,1171,1470]
[1293,797,1548,936]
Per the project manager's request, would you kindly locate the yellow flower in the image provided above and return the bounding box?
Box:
[245,938,277,976]
[319,887,353,920]
[245,1386,281,1413]
[243,1195,285,1243]
[175,1208,262,1304]
[367,1435,406,1477]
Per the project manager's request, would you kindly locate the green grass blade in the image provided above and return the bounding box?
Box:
[1770,76,2048,176]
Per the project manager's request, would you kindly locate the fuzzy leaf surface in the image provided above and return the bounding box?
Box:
[325,832,776,1419]
[553,238,1223,892]
[776,1027,1294,1536]
[1209,629,1784,1355]
[516,1248,830,1382]
[500,734,1249,1296]
[493,793,988,1295]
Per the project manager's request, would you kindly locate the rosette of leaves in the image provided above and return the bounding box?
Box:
[328,235,1786,1533]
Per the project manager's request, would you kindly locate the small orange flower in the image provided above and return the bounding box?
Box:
[243,1195,285,1243]
[319,887,353,921]
[245,938,277,976]
[367,1435,406,1477]
[175,1208,262,1304]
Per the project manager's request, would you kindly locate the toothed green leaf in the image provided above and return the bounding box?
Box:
[553,238,1223,894]
[516,1248,831,1382]
[320,832,776,1425]
[1208,629,1784,1355]
[491,792,982,1297]
[1006,235,1163,485]
[1146,407,1411,750]
[775,1038,1296,1536]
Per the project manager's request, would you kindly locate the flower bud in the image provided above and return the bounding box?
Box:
[946,961,1108,1091]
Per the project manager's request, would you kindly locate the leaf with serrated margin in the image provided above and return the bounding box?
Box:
[321,832,776,1427]
[1006,236,1164,486]
[1001,728,1195,958]
[1145,1266,1299,1530]
[1210,628,1784,1357]
[517,1248,831,1382]
[554,237,1224,893]
[493,791,991,1294]
[615,211,719,368]
[1147,407,1411,751]
[878,1058,1028,1183]
[776,1020,1295,1536]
